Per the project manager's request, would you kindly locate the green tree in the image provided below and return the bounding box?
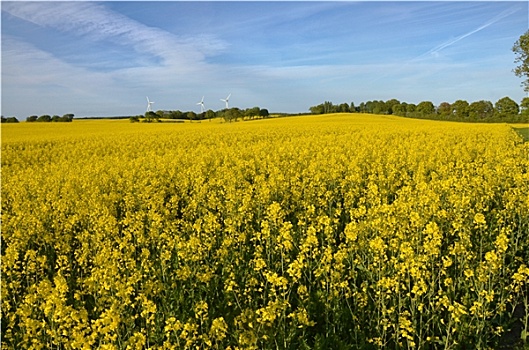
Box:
[259,108,269,118]
[309,104,324,114]
[416,101,435,116]
[169,110,183,119]
[372,100,387,114]
[144,111,160,122]
[2,116,19,123]
[37,115,51,122]
[520,97,529,119]
[155,110,166,119]
[364,101,375,113]
[494,97,519,118]
[392,103,406,117]
[187,111,197,122]
[468,100,494,119]
[513,30,529,92]
[452,100,469,119]
[358,102,366,113]
[323,101,334,114]
[385,99,400,114]
[205,109,216,121]
[406,103,417,117]
[437,102,452,118]
[61,113,74,122]
[222,108,241,122]
[245,107,260,119]
[26,115,38,122]
[338,103,350,113]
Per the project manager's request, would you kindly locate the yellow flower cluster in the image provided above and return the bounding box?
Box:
[2,115,528,349]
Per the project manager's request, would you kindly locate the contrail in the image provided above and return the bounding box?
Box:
[414,6,520,61]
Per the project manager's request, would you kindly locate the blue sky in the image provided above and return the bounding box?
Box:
[1,1,528,117]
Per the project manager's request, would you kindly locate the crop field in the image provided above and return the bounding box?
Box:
[1,114,528,349]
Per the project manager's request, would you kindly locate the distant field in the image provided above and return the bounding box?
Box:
[511,126,529,142]
[2,114,528,349]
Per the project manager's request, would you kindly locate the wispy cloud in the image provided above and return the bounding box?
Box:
[1,37,124,116]
[414,6,520,60]
[2,2,526,117]
[2,2,227,67]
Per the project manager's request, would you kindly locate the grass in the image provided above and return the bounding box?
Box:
[512,127,529,142]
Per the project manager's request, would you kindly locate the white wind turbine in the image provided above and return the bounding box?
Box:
[197,96,205,113]
[220,93,231,109]
[146,96,155,112]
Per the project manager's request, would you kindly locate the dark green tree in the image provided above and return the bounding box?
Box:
[223,108,241,122]
[372,100,387,114]
[169,110,183,119]
[323,101,334,114]
[309,104,324,114]
[494,97,519,118]
[385,99,400,114]
[144,111,159,122]
[26,115,38,122]
[364,101,375,114]
[416,101,435,116]
[245,107,260,119]
[437,102,452,118]
[392,103,406,117]
[205,109,216,121]
[155,110,166,119]
[468,100,494,119]
[406,103,417,117]
[451,100,469,119]
[37,115,51,122]
[61,113,74,122]
[187,111,197,122]
[2,116,19,123]
[358,102,366,113]
[259,108,269,118]
[338,103,350,113]
[513,30,529,92]
[520,97,529,119]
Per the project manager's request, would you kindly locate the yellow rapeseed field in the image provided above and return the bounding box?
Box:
[1,114,528,349]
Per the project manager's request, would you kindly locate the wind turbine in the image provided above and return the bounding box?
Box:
[220,93,231,109]
[197,96,205,113]
[146,96,155,112]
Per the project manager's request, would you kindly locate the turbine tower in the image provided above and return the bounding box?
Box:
[220,93,231,109]
[197,96,205,113]
[146,96,155,112]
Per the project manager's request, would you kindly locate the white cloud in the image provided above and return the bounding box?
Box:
[2,2,227,67]
[1,2,233,116]
[1,37,132,116]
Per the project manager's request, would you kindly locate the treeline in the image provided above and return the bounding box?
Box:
[1,114,74,123]
[130,107,270,123]
[1,116,20,123]
[23,114,75,123]
[309,97,529,123]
